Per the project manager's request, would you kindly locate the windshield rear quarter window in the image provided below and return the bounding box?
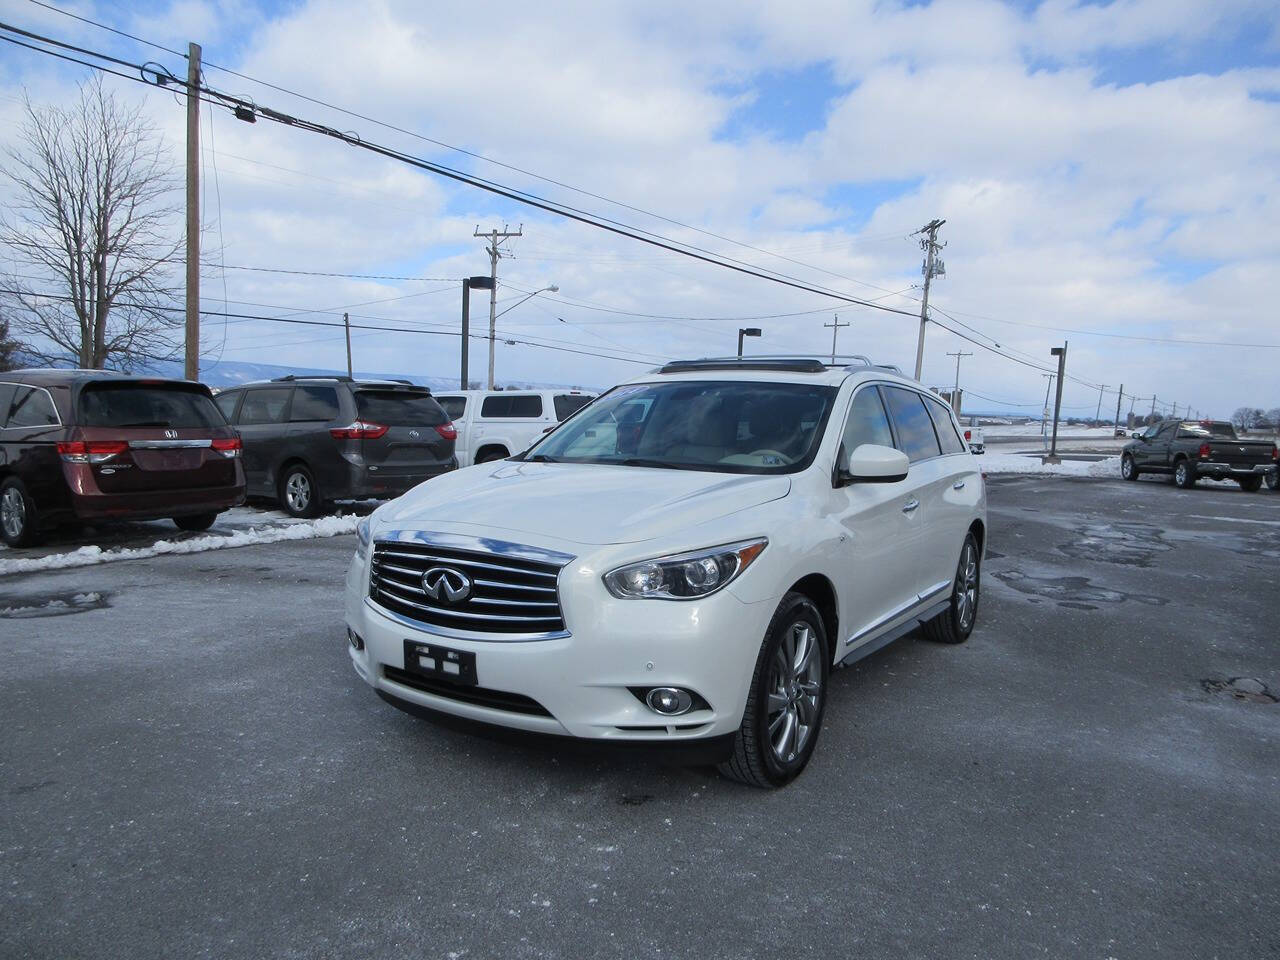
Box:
[481,395,543,418]
[79,384,221,428]
[883,387,942,462]
[553,394,592,421]
[7,386,59,428]
[355,390,446,426]
[290,386,340,422]
[925,398,967,455]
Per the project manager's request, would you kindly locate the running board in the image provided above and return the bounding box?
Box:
[837,597,950,668]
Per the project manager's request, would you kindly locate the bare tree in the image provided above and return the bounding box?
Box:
[0,77,181,370]
[1231,407,1263,430]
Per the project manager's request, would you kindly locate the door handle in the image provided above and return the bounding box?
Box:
[902,499,920,513]
[953,480,966,490]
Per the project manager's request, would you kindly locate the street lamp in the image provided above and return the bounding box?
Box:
[737,327,762,357]
[489,284,558,389]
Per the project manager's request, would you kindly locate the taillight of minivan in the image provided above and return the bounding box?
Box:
[434,422,458,441]
[57,440,128,464]
[211,437,242,458]
[330,421,389,440]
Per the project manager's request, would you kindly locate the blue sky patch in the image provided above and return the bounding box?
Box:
[717,62,846,143]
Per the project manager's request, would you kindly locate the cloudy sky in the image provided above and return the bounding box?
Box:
[1,0,1278,418]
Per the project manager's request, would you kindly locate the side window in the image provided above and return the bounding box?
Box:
[7,386,59,429]
[0,383,16,427]
[1156,422,1177,440]
[925,399,966,455]
[841,387,895,453]
[214,391,241,423]
[553,394,593,421]
[437,396,466,421]
[290,386,340,422]
[237,388,292,425]
[480,395,544,418]
[883,387,942,462]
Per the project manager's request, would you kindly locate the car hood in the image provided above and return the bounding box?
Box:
[378,461,791,545]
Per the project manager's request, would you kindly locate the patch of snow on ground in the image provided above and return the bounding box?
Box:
[980,454,1121,478]
[0,514,359,576]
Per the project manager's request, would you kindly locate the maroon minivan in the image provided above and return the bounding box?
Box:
[0,370,246,547]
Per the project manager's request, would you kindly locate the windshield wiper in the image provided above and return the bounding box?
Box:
[521,453,559,463]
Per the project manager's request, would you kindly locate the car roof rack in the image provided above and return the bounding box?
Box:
[657,355,906,376]
[271,374,355,383]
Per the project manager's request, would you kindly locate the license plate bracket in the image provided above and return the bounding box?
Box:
[402,639,477,686]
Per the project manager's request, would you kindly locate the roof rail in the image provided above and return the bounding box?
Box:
[270,374,356,383]
[659,358,829,374]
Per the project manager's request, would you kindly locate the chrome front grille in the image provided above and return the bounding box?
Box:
[369,536,569,636]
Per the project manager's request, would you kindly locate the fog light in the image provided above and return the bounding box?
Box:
[645,687,693,716]
[347,627,365,651]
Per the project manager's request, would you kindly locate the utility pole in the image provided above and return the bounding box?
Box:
[912,219,946,380]
[460,275,494,389]
[1128,395,1136,427]
[184,42,201,381]
[824,315,850,363]
[1045,342,1068,464]
[1041,374,1055,449]
[1113,383,1124,434]
[343,312,352,378]
[1150,395,1157,421]
[474,224,522,389]
[1171,402,1178,419]
[946,351,972,414]
[1095,384,1106,424]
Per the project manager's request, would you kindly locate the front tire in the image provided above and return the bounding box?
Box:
[1174,459,1196,489]
[0,478,42,547]
[1121,454,1139,481]
[279,464,320,518]
[173,512,218,532]
[923,532,981,645]
[1238,476,1263,493]
[719,593,829,788]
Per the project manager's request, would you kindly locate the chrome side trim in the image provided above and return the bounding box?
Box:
[839,599,950,667]
[127,439,214,449]
[844,580,953,647]
[364,596,571,642]
[378,529,575,567]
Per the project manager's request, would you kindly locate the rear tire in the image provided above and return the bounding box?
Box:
[0,478,42,547]
[279,464,321,518]
[718,593,829,789]
[1121,454,1139,481]
[1238,476,1263,493]
[1174,459,1196,489]
[922,532,980,645]
[173,512,218,532]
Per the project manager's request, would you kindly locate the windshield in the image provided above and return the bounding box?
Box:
[79,383,224,428]
[522,380,838,474]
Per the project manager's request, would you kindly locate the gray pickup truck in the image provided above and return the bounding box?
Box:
[1121,419,1278,491]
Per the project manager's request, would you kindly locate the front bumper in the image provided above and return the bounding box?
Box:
[344,545,774,746]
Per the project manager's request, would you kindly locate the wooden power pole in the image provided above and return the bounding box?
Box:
[912,219,945,381]
[184,42,201,381]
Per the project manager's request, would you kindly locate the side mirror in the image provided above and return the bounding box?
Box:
[835,443,910,486]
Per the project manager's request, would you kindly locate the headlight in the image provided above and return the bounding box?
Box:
[603,539,767,600]
[355,516,372,559]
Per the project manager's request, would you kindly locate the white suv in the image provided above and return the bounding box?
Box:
[345,357,986,786]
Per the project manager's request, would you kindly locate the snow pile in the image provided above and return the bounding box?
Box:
[980,454,1121,478]
[0,514,360,576]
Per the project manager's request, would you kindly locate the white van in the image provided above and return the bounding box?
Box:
[433,389,596,466]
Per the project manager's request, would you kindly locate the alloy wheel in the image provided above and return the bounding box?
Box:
[956,541,979,631]
[285,472,311,513]
[1,487,26,540]
[765,621,822,764]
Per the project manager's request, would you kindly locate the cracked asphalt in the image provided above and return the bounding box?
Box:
[1,475,1277,959]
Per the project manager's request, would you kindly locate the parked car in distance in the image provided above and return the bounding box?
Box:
[0,369,246,547]
[346,357,986,787]
[964,417,985,454]
[214,376,456,517]
[1121,419,1278,490]
[1115,426,1128,438]
[432,389,596,466]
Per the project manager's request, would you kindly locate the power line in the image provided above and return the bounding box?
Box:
[26,0,186,57]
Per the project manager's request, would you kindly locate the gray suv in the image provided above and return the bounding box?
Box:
[213,376,457,517]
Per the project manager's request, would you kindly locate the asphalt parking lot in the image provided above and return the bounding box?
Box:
[2,476,1277,959]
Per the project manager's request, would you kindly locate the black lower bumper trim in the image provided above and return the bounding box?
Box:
[375,688,736,766]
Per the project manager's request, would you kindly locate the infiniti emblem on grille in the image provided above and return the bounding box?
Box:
[421,566,471,603]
